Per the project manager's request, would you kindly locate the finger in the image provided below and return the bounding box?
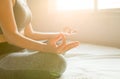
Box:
[52,34,63,43]
[61,41,80,53]
[48,34,62,47]
[64,28,77,36]
[69,28,78,35]
[57,34,66,51]
[59,34,66,46]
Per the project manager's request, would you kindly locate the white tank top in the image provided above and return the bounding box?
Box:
[13,0,32,31]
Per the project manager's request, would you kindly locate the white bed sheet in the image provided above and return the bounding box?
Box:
[59,43,120,79]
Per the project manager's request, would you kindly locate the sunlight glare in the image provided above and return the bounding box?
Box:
[56,0,94,11]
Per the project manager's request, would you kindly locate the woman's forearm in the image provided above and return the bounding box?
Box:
[5,31,46,52]
[27,31,60,40]
[24,23,60,40]
[24,24,74,41]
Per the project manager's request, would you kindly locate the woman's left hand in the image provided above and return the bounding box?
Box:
[44,33,80,54]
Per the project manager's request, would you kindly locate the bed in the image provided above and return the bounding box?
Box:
[0,43,120,79]
[59,43,120,79]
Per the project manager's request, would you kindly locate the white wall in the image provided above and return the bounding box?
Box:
[27,0,120,48]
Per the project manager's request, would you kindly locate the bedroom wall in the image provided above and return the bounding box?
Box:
[27,0,120,48]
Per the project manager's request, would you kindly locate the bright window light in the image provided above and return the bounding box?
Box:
[56,0,94,11]
[98,0,120,9]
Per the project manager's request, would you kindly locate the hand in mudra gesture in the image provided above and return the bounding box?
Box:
[43,33,80,54]
[62,26,78,35]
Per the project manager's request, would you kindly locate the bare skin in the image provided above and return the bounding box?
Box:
[0,0,80,54]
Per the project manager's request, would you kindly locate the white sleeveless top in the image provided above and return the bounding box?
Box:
[13,0,32,31]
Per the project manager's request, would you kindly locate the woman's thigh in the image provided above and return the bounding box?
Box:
[0,51,66,79]
[0,42,24,56]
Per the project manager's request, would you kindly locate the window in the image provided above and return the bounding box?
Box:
[56,0,120,11]
[56,0,94,11]
[98,0,120,9]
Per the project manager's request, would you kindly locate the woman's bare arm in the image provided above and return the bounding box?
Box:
[24,23,77,40]
[24,23,60,40]
[0,0,48,52]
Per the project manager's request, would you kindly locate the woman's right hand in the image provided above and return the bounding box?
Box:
[62,26,78,36]
[43,33,80,54]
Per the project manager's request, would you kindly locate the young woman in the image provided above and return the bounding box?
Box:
[0,0,79,56]
[0,0,79,79]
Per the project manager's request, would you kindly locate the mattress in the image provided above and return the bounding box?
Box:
[59,43,120,79]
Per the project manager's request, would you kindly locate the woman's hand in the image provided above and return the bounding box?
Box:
[43,33,80,54]
[62,26,77,36]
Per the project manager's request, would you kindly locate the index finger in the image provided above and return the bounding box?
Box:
[48,33,62,47]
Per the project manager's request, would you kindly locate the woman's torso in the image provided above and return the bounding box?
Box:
[0,0,32,54]
[13,0,32,31]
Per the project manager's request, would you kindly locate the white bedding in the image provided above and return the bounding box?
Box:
[59,43,120,79]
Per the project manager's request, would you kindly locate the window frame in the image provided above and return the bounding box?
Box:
[94,0,120,12]
[48,0,120,13]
